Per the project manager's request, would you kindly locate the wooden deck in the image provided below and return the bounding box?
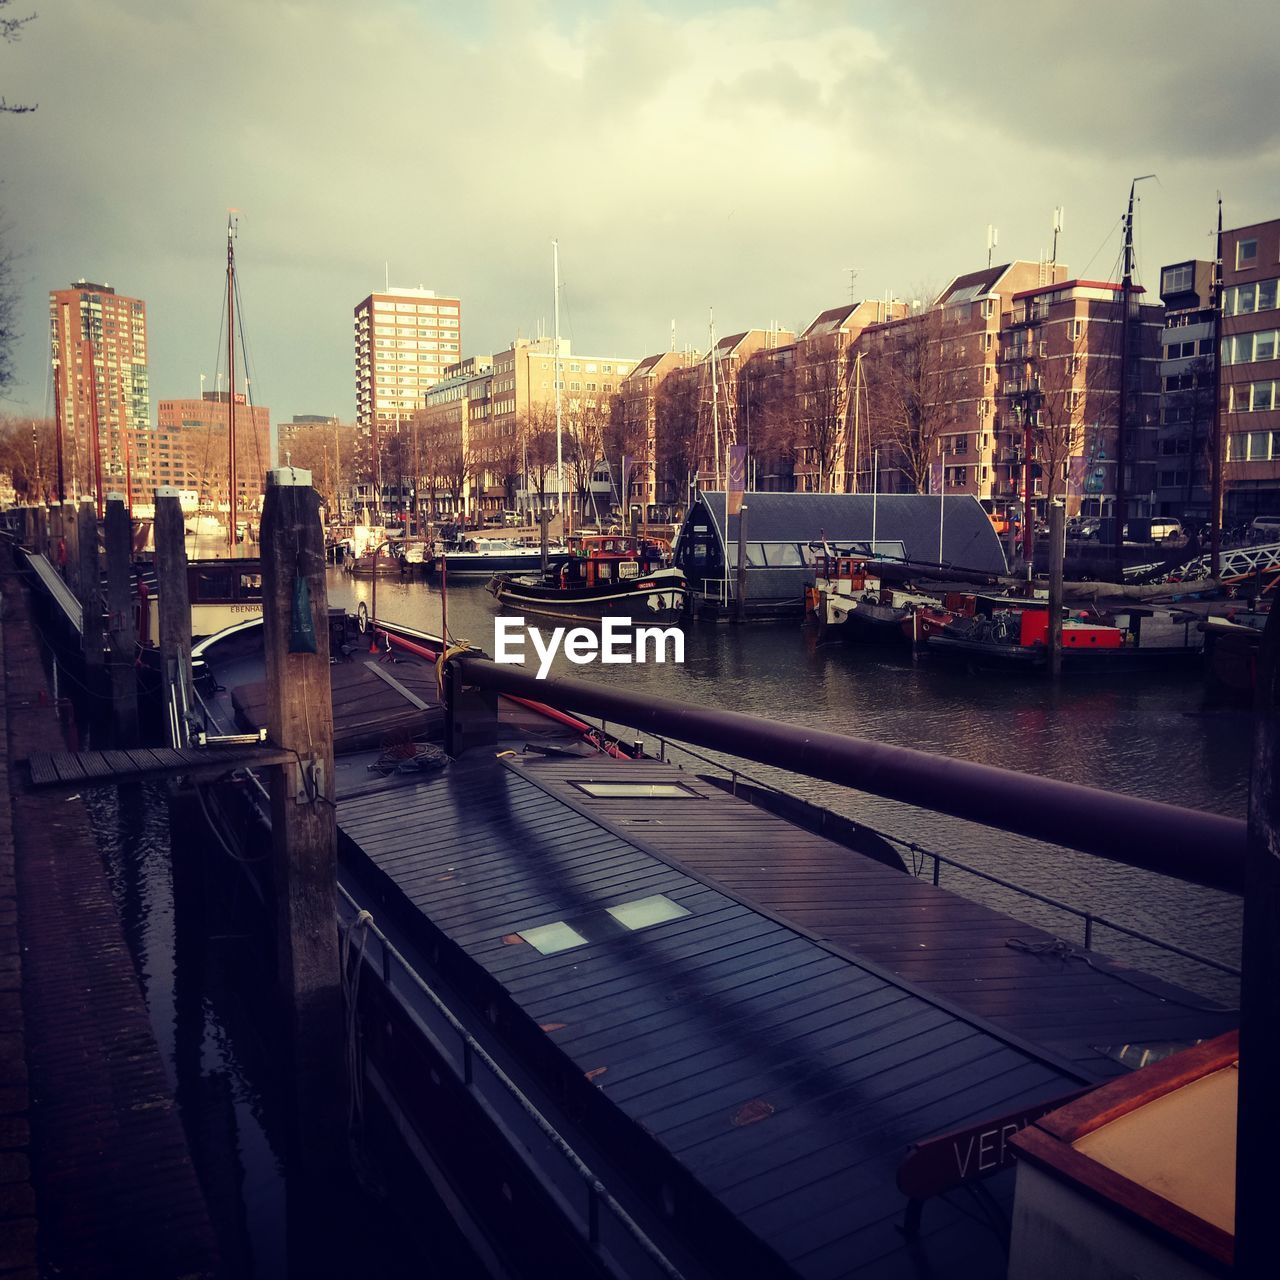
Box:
[25,743,294,789]
[336,747,1144,1279]
[514,756,1235,1082]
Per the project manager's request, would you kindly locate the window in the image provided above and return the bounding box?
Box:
[1070,319,1084,342]
[1237,239,1259,270]
[1249,431,1271,460]
[572,780,700,799]
[1162,264,1195,295]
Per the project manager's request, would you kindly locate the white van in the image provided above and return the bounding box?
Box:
[1249,515,1280,542]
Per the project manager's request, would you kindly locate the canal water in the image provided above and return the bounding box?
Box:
[72,567,1246,1274]
[331,569,1246,1009]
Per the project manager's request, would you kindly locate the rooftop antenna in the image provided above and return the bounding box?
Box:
[986,224,999,268]
[1051,206,1064,265]
[670,318,676,352]
[845,267,859,304]
[384,261,389,291]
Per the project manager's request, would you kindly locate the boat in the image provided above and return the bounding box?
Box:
[805,548,946,645]
[911,592,1203,672]
[487,533,688,622]
[179,605,1236,1279]
[429,534,548,577]
[1199,608,1268,698]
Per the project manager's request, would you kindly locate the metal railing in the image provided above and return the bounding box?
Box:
[646,735,1240,982]
[335,886,685,1280]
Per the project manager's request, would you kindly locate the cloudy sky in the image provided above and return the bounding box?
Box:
[3,0,1279,427]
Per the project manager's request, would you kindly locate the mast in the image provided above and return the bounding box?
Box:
[710,309,721,489]
[51,341,66,501]
[1114,175,1155,578]
[87,333,104,519]
[1210,196,1224,579]
[554,239,563,525]
[226,213,237,551]
[849,351,863,494]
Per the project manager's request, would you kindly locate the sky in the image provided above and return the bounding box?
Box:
[2,0,1279,428]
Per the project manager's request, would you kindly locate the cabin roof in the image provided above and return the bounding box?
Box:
[686,491,1008,580]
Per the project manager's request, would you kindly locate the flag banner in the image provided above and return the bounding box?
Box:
[929,459,944,496]
[728,444,747,515]
[622,455,632,504]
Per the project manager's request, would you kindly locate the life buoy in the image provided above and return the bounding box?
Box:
[357,601,369,633]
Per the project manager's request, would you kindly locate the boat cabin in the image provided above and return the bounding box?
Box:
[557,534,667,589]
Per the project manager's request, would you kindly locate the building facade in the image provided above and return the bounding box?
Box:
[1220,218,1280,521]
[154,392,271,514]
[48,280,151,502]
[1155,260,1216,520]
[354,286,462,481]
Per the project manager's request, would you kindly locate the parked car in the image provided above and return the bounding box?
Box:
[1248,515,1280,543]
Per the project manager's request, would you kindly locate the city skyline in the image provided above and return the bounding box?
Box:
[2,0,1279,426]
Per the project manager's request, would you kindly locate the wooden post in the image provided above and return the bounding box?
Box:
[1238,604,1280,1272]
[540,507,549,576]
[104,494,139,743]
[77,500,104,674]
[259,467,342,1172]
[154,488,192,747]
[48,504,64,576]
[63,501,80,595]
[1047,500,1065,679]
[735,503,749,624]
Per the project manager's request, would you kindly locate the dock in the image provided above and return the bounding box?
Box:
[0,551,218,1278]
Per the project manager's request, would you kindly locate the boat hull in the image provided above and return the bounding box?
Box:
[922,634,1202,673]
[433,552,547,577]
[488,571,688,623]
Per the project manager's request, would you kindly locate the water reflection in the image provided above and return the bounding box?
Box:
[330,570,1245,1002]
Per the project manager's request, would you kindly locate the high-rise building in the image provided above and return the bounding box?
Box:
[354,286,462,480]
[48,280,151,502]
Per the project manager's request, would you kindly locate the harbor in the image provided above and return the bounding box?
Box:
[0,478,1264,1278]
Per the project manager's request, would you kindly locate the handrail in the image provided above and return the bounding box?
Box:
[451,653,1246,895]
[335,886,685,1280]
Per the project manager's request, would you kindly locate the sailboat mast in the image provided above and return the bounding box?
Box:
[554,239,564,525]
[710,309,721,489]
[1210,196,1224,579]
[226,214,237,552]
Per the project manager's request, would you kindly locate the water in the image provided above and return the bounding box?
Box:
[331,568,1246,1006]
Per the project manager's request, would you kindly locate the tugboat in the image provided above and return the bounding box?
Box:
[488,533,687,623]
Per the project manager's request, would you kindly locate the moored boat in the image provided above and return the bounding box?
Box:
[487,534,687,622]
[430,534,548,577]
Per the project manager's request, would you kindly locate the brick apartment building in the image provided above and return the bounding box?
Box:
[154,393,271,514]
[1220,218,1280,521]
[48,280,152,502]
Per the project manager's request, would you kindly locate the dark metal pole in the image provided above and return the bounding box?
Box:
[1047,500,1066,679]
[735,503,749,624]
[453,653,1245,892]
[226,218,238,554]
[104,494,139,743]
[154,488,192,747]
[1237,604,1280,1270]
[77,499,104,676]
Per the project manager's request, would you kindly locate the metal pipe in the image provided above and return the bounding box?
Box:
[452,653,1245,894]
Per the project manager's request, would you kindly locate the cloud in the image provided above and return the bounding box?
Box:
[2,0,1279,428]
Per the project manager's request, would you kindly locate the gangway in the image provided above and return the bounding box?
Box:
[1132,539,1280,588]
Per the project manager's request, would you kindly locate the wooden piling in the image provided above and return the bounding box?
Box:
[154,489,192,747]
[1046,500,1065,679]
[735,503,749,624]
[258,467,342,1171]
[76,500,104,672]
[1238,604,1280,1271]
[63,501,80,596]
[104,495,139,743]
[540,507,550,576]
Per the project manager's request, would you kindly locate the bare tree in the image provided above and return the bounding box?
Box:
[796,341,848,491]
[654,370,700,502]
[0,412,54,497]
[865,307,948,493]
[1,3,37,114]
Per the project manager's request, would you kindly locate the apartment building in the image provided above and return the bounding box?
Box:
[614,350,703,508]
[154,393,271,514]
[1220,218,1280,520]
[354,286,462,478]
[792,300,905,493]
[48,280,151,501]
[998,278,1162,523]
[1155,260,1216,519]
[416,356,494,519]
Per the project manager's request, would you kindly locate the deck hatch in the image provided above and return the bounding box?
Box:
[519,921,589,955]
[607,894,691,930]
[572,781,701,799]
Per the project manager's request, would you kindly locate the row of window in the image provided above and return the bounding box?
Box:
[1223,278,1278,316]
[371,301,458,315]
[1222,330,1279,365]
[1228,380,1280,413]
[1226,431,1280,462]
[1162,338,1213,360]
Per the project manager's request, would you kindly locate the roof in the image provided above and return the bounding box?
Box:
[936,265,1009,306]
[801,305,861,339]
[686,491,1009,579]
